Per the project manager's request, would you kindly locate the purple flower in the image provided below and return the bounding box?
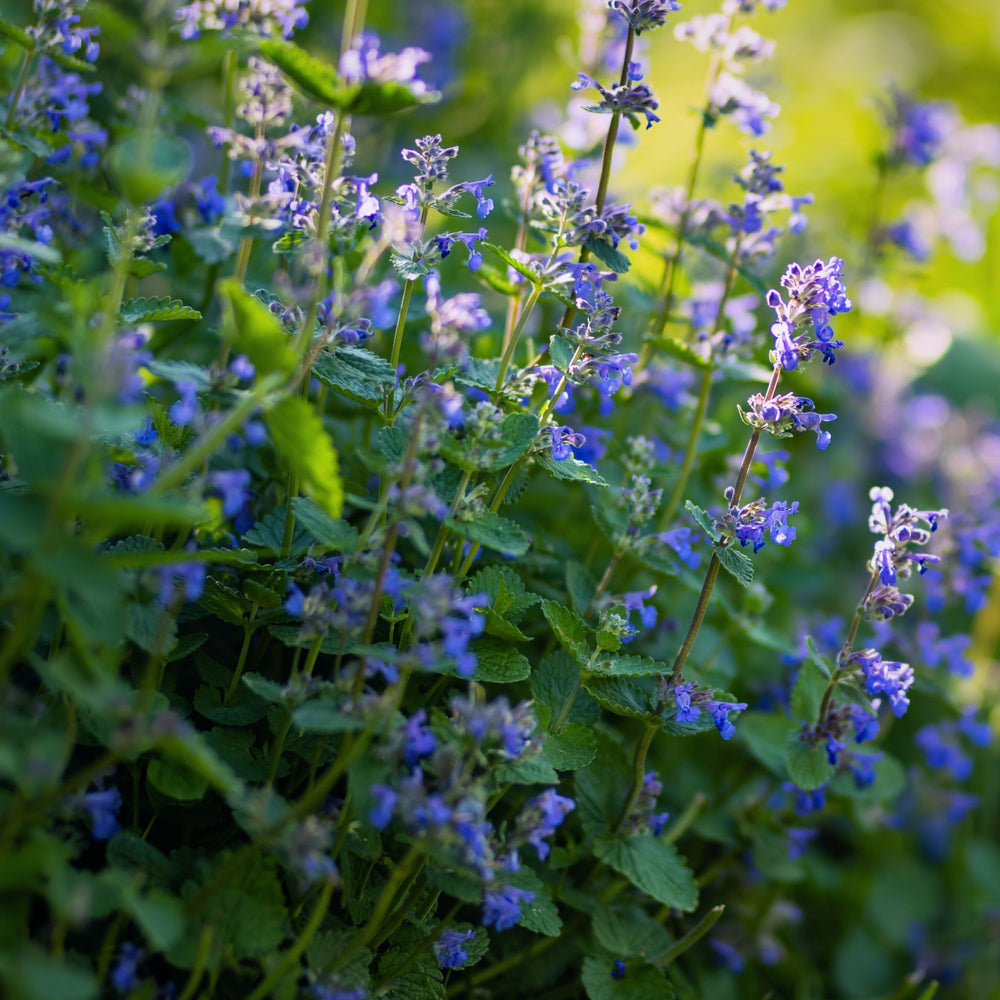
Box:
[608,0,682,33]
[766,258,852,370]
[786,827,817,860]
[673,682,701,723]
[169,381,199,426]
[611,959,628,979]
[707,699,748,740]
[571,71,660,130]
[208,469,251,518]
[157,560,207,607]
[370,785,397,828]
[80,782,122,840]
[515,790,575,860]
[434,928,476,969]
[110,942,143,994]
[401,709,436,766]
[482,885,534,931]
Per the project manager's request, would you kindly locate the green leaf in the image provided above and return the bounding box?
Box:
[508,867,562,936]
[495,753,560,785]
[566,561,597,616]
[445,511,530,556]
[455,412,539,472]
[243,508,312,555]
[537,455,609,487]
[593,834,698,912]
[144,359,212,388]
[470,638,531,683]
[182,852,287,963]
[714,543,754,587]
[127,601,178,656]
[585,654,668,678]
[584,235,631,274]
[0,125,53,158]
[582,956,675,1000]
[193,685,269,726]
[784,730,834,790]
[118,884,186,950]
[644,335,711,370]
[684,500,719,541]
[805,635,834,677]
[106,832,174,888]
[292,700,365,733]
[482,241,543,287]
[583,674,661,722]
[549,334,576,374]
[541,599,591,664]
[543,723,597,771]
[290,496,358,551]
[9,951,97,1000]
[312,345,398,405]
[108,131,191,203]
[469,565,539,622]
[259,38,437,114]
[198,577,249,626]
[0,17,32,49]
[146,759,208,802]
[591,905,671,960]
[257,38,356,105]
[791,658,828,725]
[377,948,444,1000]
[737,711,795,777]
[242,673,287,704]
[220,279,298,376]
[531,651,600,729]
[121,296,201,323]
[265,395,344,518]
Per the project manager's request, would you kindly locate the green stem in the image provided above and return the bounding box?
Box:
[612,722,657,834]
[651,905,725,967]
[244,880,335,1000]
[150,375,281,496]
[176,926,214,1000]
[551,647,601,734]
[218,49,236,193]
[303,633,324,676]
[322,844,423,975]
[663,791,707,846]
[224,604,259,704]
[658,366,713,529]
[495,284,542,391]
[5,47,35,129]
[268,711,293,786]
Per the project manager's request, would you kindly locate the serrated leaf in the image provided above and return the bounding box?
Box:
[445,511,530,556]
[791,658,828,725]
[450,412,539,472]
[258,38,357,106]
[565,560,597,616]
[482,241,543,287]
[118,883,185,951]
[714,543,754,587]
[582,956,675,1000]
[591,906,672,960]
[313,345,397,405]
[543,723,597,771]
[292,700,365,733]
[470,639,531,683]
[538,455,609,487]
[0,17,31,48]
[106,832,173,888]
[805,635,834,677]
[541,599,591,664]
[549,334,575,374]
[146,759,208,802]
[495,753,560,785]
[221,279,298,376]
[684,500,719,541]
[121,296,201,323]
[531,651,600,730]
[242,672,288,704]
[243,508,312,555]
[583,674,661,722]
[584,235,631,274]
[144,359,212,389]
[594,834,698,912]
[290,496,358,551]
[0,125,53,158]
[198,577,248,626]
[193,685,269,726]
[585,654,668,678]
[469,565,539,622]
[265,395,344,518]
[785,730,834,790]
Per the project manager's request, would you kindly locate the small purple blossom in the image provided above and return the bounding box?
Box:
[482,885,534,931]
[434,928,476,969]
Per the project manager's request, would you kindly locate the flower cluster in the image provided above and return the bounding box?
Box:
[740,390,837,450]
[721,490,798,552]
[177,0,309,39]
[766,257,852,369]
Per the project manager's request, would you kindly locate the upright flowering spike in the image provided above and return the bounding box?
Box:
[766,257,852,369]
[177,0,309,38]
[571,72,661,130]
[608,0,683,34]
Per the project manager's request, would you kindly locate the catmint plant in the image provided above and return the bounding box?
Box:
[0,1,996,998]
